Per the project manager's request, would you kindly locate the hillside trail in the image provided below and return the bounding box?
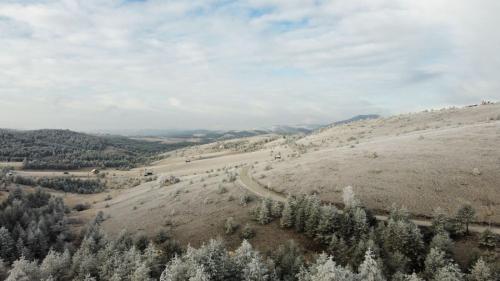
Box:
[238,166,500,235]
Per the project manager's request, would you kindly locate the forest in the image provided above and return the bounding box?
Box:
[0,129,193,170]
[0,187,497,281]
[9,175,103,194]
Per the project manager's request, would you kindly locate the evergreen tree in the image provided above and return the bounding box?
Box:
[280,202,294,228]
[243,256,269,281]
[0,227,15,262]
[424,248,448,280]
[455,204,476,235]
[131,262,152,281]
[315,205,338,242]
[431,207,448,235]
[468,258,492,281]
[6,256,42,281]
[433,263,464,281]
[478,229,497,249]
[258,199,272,225]
[40,248,71,280]
[271,201,284,218]
[297,254,356,281]
[429,231,453,254]
[305,196,321,238]
[358,248,385,281]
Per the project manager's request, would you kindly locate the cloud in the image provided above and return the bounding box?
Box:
[0,0,498,130]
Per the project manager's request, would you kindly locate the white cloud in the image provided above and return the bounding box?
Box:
[0,0,498,130]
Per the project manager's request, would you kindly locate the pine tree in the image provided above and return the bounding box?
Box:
[424,248,448,280]
[468,258,492,281]
[40,248,71,280]
[305,196,321,238]
[478,229,497,249]
[6,256,42,281]
[258,199,272,225]
[294,198,306,232]
[297,254,356,281]
[433,263,464,281]
[429,231,453,254]
[189,266,209,281]
[455,204,476,235]
[280,202,294,228]
[431,207,448,235]
[271,201,284,218]
[315,205,338,243]
[242,256,269,281]
[0,227,15,262]
[358,248,385,281]
[131,261,152,281]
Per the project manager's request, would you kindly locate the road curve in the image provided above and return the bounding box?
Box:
[238,166,500,235]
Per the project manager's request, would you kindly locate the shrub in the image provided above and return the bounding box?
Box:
[73,203,91,212]
[241,224,255,239]
[240,194,252,206]
[224,217,238,234]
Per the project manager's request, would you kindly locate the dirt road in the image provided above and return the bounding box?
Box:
[239,166,500,235]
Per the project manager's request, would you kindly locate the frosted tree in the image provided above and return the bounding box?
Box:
[0,227,15,262]
[429,231,453,254]
[242,256,269,281]
[280,201,294,228]
[342,186,359,209]
[431,207,448,234]
[271,201,284,218]
[315,205,338,243]
[469,258,492,281]
[71,236,100,281]
[358,248,385,281]
[6,256,42,281]
[188,266,209,281]
[40,248,71,280]
[160,256,192,281]
[424,248,448,280]
[305,196,321,237]
[433,263,464,281]
[297,254,356,281]
[234,240,258,267]
[455,204,476,235]
[258,199,272,225]
[131,261,152,281]
[353,207,369,235]
[294,197,306,232]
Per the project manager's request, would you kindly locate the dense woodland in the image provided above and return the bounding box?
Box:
[0,129,193,170]
[0,186,497,280]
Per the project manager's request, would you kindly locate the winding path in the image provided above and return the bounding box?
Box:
[238,166,500,235]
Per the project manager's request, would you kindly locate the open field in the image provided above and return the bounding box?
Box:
[6,103,500,250]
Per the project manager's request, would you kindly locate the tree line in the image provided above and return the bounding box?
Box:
[0,187,498,280]
[0,129,193,170]
[8,175,103,194]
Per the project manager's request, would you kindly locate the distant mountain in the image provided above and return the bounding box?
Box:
[332,114,380,126]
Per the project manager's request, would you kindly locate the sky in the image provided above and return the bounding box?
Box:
[0,0,499,131]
